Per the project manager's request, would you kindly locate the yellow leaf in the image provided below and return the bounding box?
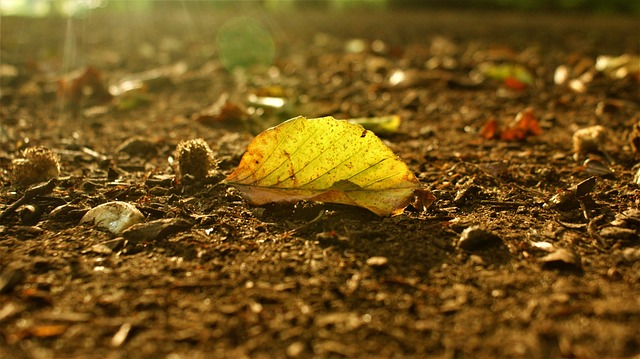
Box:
[224,116,422,216]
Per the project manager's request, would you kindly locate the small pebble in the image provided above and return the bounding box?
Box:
[573,125,606,156]
[554,65,569,85]
[110,323,132,347]
[457,226,501,250]
[366,256,389,268]
[622,248,640,261]
[81,201,145,235]
[530,241,556,252]
[469,254,486,265]
[286,341,306,357]
[540,248,581,270]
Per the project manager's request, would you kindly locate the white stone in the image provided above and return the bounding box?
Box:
[81,201,144,235]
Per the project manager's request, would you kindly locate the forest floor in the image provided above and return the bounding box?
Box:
[1,6,639,359]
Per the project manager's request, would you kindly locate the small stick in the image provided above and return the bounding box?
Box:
[0,179,57,222]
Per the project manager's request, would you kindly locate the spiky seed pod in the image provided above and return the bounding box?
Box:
[174,138,217,180]
[11,146,61,187]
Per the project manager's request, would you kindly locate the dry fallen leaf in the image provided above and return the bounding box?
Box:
[58,66,112,106]
[30,324,69,338]
[225,116,423,216]
[347,115,402,135]
[479,62,533,90]
[500,107,541,141]
[480,108,541,142]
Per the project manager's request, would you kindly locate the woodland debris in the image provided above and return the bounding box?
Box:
[110,323,132,348]
[573,125,607,158]
[365,256,389,268]
[540,248,581,270]
[583,158,614,177]
[11,147,60,187]
[387,68,451,89]
[49,203,87,221]
[480,108,541,141]
[611,209,640,228]
[595,54,640,80]
[116,137,158,158]
[80,201,145,235]
[195,93,246,125]
[530,241,556,253]
[599,227,637,241]
[478,62,533,90]
[84,238,126,255]
[622,248,640,262]
[545,177,597,214]
[457,226,502,250]
[0,267,25,294]
[58,66,112,107]
[0,179,57,222]
[174,139,218,180]
[595,99,625,116]
[122,218,193,243]
[17,204,41,225]
[225,116,424,216]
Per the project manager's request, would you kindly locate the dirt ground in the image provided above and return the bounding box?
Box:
[1,6,639,359]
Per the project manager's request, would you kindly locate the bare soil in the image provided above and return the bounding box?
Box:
[1,7,639,359]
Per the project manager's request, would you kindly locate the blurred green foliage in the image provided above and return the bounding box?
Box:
[406,0,640,13]
[216,17,276,70]
[1,0,638,17]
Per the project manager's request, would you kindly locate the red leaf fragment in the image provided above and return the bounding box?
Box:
[31,324,69,338]
[8,323,69,344]
[514,108,542,136]
[480,108,541,142]
[411,187,436,212]
[57,66,112,106]
[480,119,500,140]
[503,76,528,91]
[195,94,246,125]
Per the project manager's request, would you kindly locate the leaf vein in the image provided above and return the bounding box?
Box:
[250,124,323,185]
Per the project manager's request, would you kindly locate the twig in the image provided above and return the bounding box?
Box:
[479,200,527,207]
[0,179,57,222]
[287,210,326,235]
[587,214,609,252]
